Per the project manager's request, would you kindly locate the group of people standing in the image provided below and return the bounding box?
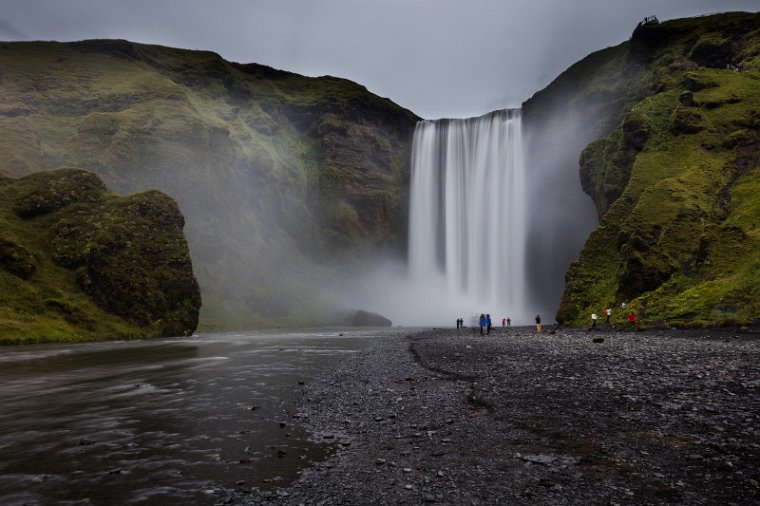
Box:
[588,303,638,331]
[456,314,548,335]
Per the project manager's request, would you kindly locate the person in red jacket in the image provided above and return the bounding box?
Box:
[627,311,638,330]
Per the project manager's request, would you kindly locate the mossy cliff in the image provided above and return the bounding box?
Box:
[526,12,760,328]
[0,168,201,343]
[0,40,418,329]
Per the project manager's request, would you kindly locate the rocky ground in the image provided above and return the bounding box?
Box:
[242,326,760,505]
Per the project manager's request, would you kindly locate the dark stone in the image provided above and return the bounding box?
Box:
[0,239,36,279]
[12,169,106,219]
[352,310,392,327]
[679,91,694,107]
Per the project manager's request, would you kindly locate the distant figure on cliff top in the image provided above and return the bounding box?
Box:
[507,317,511,328]
[501,317,506,327]
[535,314,542,333]
[479,314,486,335]
[486,314,492,334]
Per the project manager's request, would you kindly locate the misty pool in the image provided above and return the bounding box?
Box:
[0,329,396,505]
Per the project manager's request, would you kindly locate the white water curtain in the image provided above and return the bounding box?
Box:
[408,109,527,324]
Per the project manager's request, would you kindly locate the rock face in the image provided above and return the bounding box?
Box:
[0,40,419,329]
[0,168,201,343]
[524,12,760,328]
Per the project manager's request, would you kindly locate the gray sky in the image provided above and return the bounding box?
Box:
[0,0,757,118]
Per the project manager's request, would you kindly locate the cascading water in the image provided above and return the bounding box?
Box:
[408,109,527,324]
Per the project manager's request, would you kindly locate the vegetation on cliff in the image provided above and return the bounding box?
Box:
[0,40,419,329]
[543,12,760,328]
[0,168,200,343]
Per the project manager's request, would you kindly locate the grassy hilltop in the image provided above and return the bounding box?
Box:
[0,40,419,329]
[526,12,760,328]
[0,169,200,344]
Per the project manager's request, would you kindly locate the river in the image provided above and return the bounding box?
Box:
[0,329,396,505]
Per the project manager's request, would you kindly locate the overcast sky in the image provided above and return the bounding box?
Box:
[1,0,757,118]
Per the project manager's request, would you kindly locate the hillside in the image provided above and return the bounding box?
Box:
[526,12,760,328]
[0,169,200,343]
[0,40,419,328]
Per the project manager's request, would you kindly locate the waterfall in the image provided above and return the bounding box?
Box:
[408,109,527,324]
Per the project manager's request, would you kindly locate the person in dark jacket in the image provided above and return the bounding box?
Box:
[479,314,486,335]
[535,314,542,332]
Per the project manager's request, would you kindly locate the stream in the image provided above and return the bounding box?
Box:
[0,329,391,505]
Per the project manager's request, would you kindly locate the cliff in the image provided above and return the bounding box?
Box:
[0,168,200,343]
[0,40,418,328]
[525,12,760,328]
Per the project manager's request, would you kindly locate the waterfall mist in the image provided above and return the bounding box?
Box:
[348,106,599,328]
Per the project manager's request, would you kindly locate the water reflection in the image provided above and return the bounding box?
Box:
[0,330,382,505]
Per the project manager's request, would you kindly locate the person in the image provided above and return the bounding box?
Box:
[507,317,511,328]
[456,318,460,330]
[605,307,611,324]
[486,314,492,335]
[479,314,486,335]
[589,312,598,331]
[627,311,637,330]
[621,302,627,310]
[535,314,541,333]
[501,317,506,328]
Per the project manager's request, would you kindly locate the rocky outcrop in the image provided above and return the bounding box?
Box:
[526,12,760,327]
[351,310,392,327]
[0,168,200,342]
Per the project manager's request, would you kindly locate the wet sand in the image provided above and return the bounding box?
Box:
[244,326,760,505]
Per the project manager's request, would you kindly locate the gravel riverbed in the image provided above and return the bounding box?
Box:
[243,327,760,505]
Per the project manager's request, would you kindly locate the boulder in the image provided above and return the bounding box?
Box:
[352,310,392,327]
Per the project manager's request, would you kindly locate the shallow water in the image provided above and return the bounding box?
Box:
[0,329,389,505]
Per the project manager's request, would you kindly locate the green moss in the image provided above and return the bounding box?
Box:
[0,169,200,343]
[557,12,760,328]
[0,39,419,329]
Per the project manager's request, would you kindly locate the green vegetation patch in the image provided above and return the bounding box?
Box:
[558,12,760,329]
[0,168,200,344]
